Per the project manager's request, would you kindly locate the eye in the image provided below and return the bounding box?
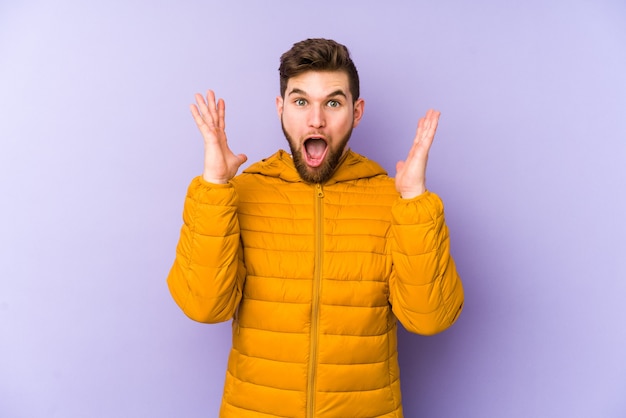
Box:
[295,98,307,106]
[327,100,340,108]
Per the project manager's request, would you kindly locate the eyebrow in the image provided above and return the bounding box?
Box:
[287,88,348,99]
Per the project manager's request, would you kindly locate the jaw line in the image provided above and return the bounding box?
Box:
[281,117,351,183]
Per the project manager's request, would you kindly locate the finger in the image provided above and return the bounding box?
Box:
[195,92,212,123]
[424,110,440,136]
[190,104,206,128]
[414,109,440,146]
[202,90,219,125]
[217,98,226,131]
[405,140,425,164]
[427,109,440,132]
[414,114,431,144]
[423,111,440,146]
[191,104,218,140]
[409,119,427,160]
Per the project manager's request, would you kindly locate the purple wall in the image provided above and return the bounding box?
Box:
[1,1,625,416]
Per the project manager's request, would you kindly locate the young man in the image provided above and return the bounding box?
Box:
[167,38,464,417]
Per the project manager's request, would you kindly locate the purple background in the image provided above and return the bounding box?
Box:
[1,1,625,417]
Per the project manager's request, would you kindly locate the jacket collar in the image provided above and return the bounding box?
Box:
[242,149,387,185]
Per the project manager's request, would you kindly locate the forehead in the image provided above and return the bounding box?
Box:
[286,71,351,98]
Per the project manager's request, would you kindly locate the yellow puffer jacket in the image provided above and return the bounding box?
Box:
[167,149,464,417]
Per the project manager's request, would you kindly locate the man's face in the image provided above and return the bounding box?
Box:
[276,71,364,183]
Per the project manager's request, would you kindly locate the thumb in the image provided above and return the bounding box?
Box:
[237,154,248,166]
[395,160,405,174]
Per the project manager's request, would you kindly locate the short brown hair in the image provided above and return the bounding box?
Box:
[279,38,360,102]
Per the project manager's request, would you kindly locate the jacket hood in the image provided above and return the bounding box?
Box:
[242,149,388,185]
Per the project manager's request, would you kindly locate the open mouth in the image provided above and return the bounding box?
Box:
[303,137,328,168]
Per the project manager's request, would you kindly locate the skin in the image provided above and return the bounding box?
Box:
[190,70,440,199]
[395,108,440,198]
[190,90,247,184]
[276,71,364,184]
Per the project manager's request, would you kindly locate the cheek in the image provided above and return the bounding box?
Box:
[283,112,304,132]
[335,114,354,132]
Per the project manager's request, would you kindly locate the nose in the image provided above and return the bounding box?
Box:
[308,105,325,128]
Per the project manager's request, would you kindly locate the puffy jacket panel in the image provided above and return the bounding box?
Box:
[167,149,464,417]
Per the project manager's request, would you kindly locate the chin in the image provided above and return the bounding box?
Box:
[281,121,353,184]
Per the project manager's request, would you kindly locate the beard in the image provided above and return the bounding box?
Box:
[281,118,353,184]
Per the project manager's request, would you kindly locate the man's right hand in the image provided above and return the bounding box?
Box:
[190,90,248,184]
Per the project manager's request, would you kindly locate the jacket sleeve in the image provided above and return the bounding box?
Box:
[388,191,464,335]
[166,176,246,323]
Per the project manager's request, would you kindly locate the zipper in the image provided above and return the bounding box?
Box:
[307,183,324,418]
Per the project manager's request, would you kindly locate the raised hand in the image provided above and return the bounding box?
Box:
[190,90,248,184]
[395,109,440,199]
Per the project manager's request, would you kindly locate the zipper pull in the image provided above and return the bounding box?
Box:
[316,184,324,198]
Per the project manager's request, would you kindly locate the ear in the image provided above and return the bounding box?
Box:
[276,96,284,118]
[352,98,365,128]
